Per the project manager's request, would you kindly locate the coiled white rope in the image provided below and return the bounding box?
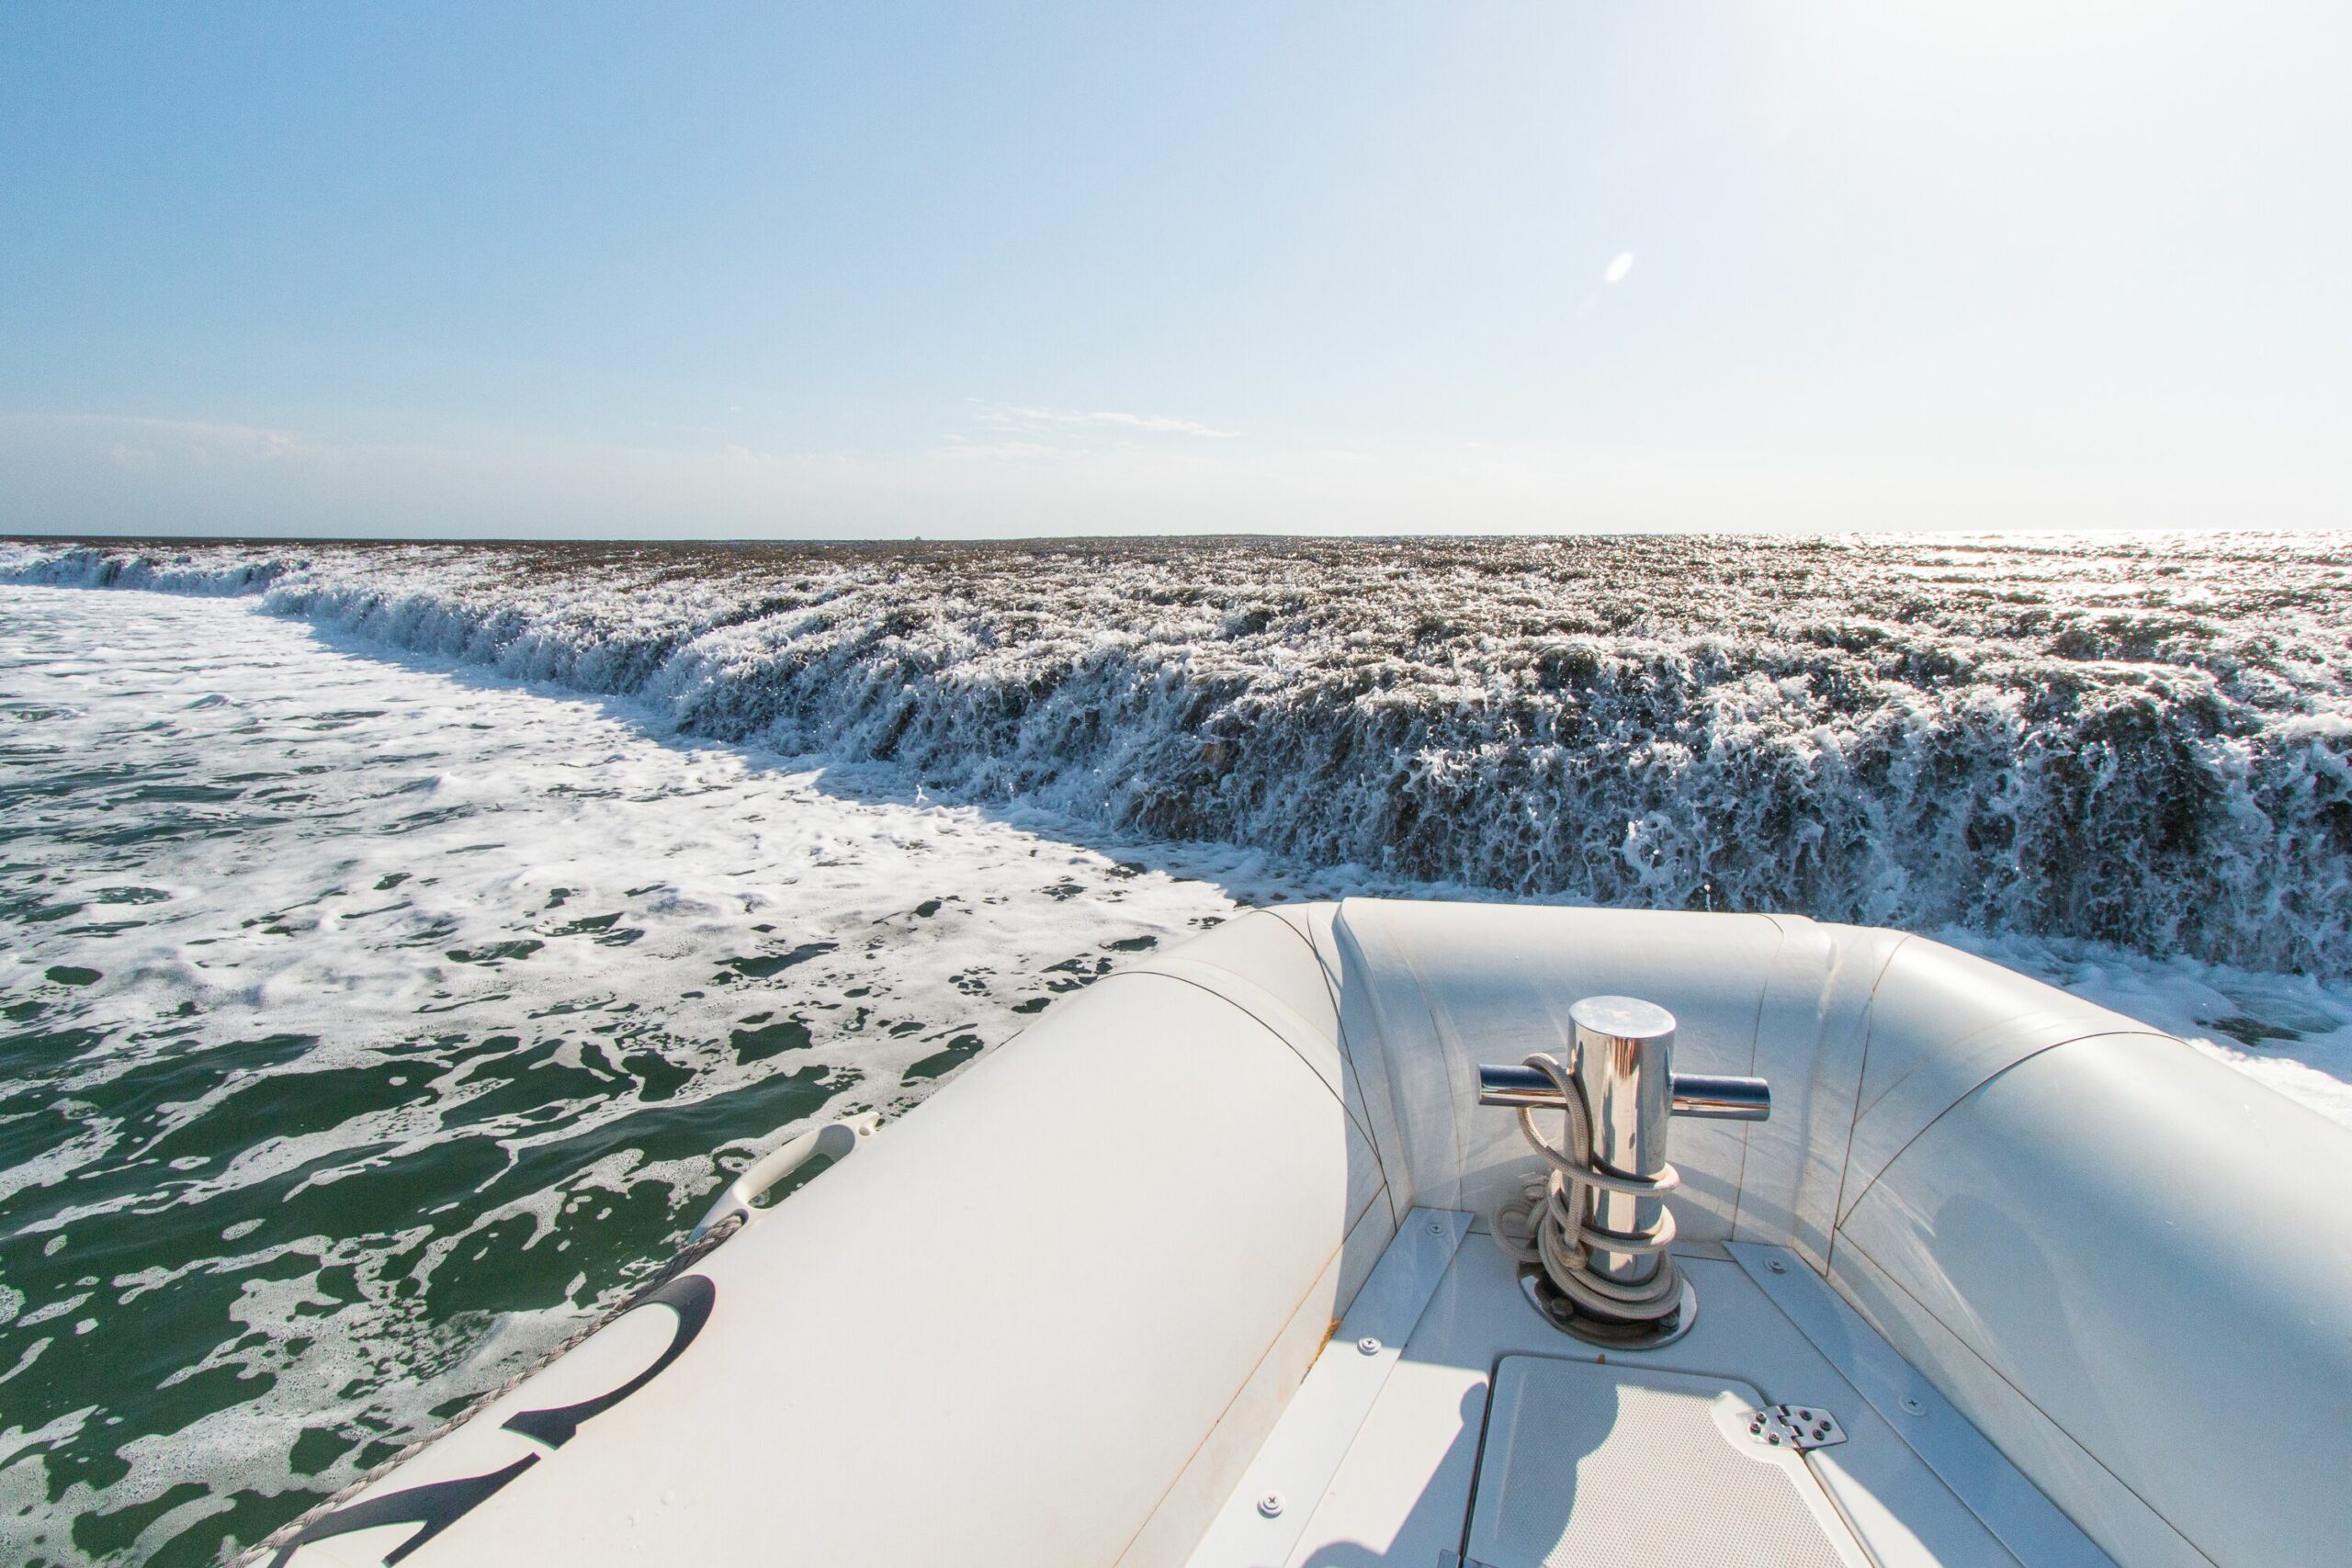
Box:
[1492,1050,1684,1325]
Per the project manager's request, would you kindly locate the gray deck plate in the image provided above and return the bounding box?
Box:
[1190,1225,2111,1567]
[1464,1357,1868,1568]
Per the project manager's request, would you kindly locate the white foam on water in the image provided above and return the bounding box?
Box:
[9,534,2352,976]
[0,586,1271,1563]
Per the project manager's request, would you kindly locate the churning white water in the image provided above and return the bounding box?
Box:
[12,534,2352,975]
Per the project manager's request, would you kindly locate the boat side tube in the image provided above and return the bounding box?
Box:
[265,897,2352,1568]
[1321,897,2352,1568]
[266,908,1379,1568]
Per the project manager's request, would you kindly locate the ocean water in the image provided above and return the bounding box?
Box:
[0,586,1277,1563]
[3,536,2351,1563]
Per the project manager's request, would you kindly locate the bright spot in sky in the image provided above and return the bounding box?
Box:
[1605,252,1634,285]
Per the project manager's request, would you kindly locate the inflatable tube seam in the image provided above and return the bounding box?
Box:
[1098,962,1374,1156]
[1267,906,1388,1201]
[1737,917,1899,1261]
[1813,933,1917,1267]
[1829,1230,2213,1568]
[1328,905,1427,1218]
[1830,1028,2176,1237]
[1110,1231,1355,1568]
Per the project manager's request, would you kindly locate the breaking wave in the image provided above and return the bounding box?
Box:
[11,534,2352,976]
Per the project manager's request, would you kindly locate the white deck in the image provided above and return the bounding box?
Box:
[1188,1210,2112,1568]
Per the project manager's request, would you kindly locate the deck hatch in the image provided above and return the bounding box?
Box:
[1461,1357,1869,1568]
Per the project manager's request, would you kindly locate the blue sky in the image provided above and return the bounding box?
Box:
[3,2,2346,537]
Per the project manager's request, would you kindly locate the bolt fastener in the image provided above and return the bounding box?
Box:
[1356,1336,1382,1355]
[1257,1493,1285,1518]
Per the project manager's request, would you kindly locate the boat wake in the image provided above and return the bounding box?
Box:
[11,534,2351,975]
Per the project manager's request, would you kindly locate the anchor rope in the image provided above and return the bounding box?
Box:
[1491,1050,1683,1324]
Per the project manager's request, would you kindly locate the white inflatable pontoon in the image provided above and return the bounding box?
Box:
[256,900,2352,1568]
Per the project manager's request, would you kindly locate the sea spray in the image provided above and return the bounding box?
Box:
[9,535,2349,975]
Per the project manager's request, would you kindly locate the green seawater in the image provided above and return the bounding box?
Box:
[0,586,1235,1564]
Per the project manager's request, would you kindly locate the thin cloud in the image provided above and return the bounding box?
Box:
[7,412,302,458]
[976,402,1237,439]
[927,435,1065,462]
